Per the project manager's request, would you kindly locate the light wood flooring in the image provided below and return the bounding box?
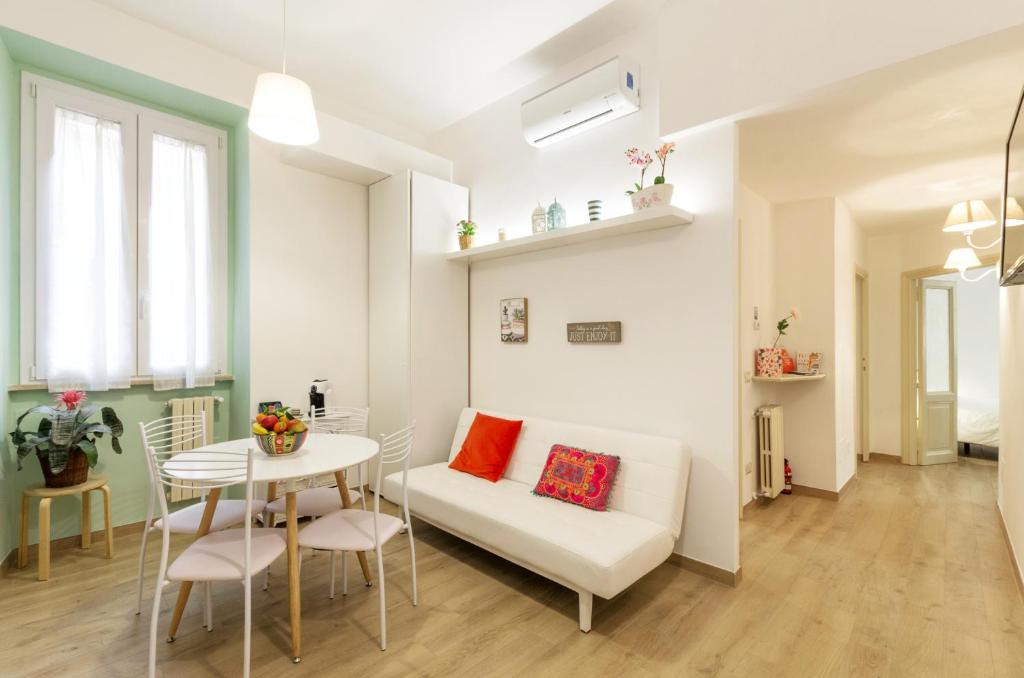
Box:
[1,457,1022,677]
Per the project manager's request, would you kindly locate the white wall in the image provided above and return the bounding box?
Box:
[865,224,976,454]
[657,0,1024,134]
[770,198,839,491]
[431,27,741,574]
[954,270,1000,407]
[738,184,775,503]
[249,139,368,411]
[999,284,1024,590]
[833,199,867,487]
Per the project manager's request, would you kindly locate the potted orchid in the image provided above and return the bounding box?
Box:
[9,391,124,488]
[625,142,676,212]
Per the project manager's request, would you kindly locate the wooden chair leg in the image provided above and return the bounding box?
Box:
[18,495,29,568]
[100,485,114,559]
[38,498,51,581]
[81,490,92,549]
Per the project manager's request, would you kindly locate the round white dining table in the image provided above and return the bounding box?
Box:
[164,433,379,663]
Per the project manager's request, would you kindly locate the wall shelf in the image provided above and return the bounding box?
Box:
[446,205,694,263]
[752,373,826,383]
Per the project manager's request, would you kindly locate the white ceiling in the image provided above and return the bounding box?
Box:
[93,0,652,140]
[739,24,1024,234]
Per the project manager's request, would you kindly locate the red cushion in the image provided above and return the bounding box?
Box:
[448,413,524,482]
[533,444,620,511]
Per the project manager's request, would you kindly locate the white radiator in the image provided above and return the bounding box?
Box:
[169,396,215,502]
[757,405,785,499]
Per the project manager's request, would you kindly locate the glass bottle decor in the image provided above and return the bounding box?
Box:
[547,197,566,231]
[531,203,547,234]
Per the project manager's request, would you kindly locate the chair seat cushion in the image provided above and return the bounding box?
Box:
[298,509,404,552]
[166,528,287,581]
[382,463,674,599]
[155,499,267,534]
[265,486,362,516]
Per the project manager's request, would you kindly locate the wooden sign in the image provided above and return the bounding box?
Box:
[567,322,622,344]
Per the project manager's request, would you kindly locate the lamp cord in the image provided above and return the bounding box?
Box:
[960,267,998,283]
[281,0,287,74]
[966,232,1001,250]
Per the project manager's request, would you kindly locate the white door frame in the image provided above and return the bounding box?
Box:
[856,268,870,462]
[900,257,996,464]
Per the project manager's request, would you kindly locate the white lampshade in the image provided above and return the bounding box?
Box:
[248,72,320,146]
[944,247,982,271]
[942,199,996,233]
[1006,196,1024,227]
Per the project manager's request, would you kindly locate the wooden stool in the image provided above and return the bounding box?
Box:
[18,476,113,581]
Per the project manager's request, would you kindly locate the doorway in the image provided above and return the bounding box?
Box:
[901,262,1000,465]
[855,269,869,462]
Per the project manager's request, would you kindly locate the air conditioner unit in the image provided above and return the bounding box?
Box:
[522,57,639,148]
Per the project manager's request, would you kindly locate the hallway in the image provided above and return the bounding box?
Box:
[740,456,1024,676]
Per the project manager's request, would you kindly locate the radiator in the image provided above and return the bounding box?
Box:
[168,396,215,502]
[757,405,785,499]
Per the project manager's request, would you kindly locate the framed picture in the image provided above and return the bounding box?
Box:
[500,298,528,343]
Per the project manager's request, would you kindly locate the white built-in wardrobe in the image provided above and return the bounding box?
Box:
[368,170,469,486]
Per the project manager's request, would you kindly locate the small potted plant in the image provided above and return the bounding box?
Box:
[9,391,124,488]
[457,220,477,250]
[625,142,676,212]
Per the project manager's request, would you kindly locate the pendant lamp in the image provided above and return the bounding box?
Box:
[248,0,319,145]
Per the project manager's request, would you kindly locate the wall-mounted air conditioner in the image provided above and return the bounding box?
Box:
[521,57,639,148]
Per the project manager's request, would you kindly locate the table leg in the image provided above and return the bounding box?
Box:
[266,481,278,527]
[286,490,301,663]
[18,495,29,568]
[81,490,92,549]
[334,471,372,586]
[100,485,114,559]
[167,487,222,640]
[38,498,51,581]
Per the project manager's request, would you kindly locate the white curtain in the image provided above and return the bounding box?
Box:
[148,133,215,391]
[39,106,133,391]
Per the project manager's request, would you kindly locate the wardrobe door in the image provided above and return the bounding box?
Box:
[368,171,412,466]
[410,171,469,469]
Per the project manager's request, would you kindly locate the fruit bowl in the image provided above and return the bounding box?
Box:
[251,406,308,456]
[254,430,308,456]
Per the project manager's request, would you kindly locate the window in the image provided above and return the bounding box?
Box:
[20,74,228,390]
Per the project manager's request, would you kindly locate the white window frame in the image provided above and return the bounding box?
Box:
[19,73,229,386]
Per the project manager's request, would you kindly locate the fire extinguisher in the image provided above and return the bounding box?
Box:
[782,458,793,495]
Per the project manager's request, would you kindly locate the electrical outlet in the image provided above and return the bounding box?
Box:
[753,305,760,330]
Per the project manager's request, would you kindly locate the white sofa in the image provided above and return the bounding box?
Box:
[382,408,691,632]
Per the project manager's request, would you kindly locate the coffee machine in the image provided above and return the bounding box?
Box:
[309,379,330,417]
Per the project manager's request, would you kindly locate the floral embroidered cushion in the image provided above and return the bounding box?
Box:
[532,444,620,511]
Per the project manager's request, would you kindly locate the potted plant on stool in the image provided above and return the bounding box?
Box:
[10,391,124,488]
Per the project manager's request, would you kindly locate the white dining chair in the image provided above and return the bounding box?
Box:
[135,416,267,620]
[264,407,369,523]
[297,422,417,650]
[144,433,287,678]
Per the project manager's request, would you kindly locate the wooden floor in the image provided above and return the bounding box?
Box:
[2,457,1022,677]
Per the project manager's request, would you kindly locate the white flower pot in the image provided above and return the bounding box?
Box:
[630,183,674,212]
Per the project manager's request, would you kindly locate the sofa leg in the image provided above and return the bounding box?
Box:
[578,591,593,633]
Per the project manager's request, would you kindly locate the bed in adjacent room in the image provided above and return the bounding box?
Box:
[958,397,999,459]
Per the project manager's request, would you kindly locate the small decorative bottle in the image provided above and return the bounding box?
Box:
[547,197,566,231]
[531,203,547,234]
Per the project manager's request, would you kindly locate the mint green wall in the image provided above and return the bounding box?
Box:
[0,36,18,564]
[0,28,252,559]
